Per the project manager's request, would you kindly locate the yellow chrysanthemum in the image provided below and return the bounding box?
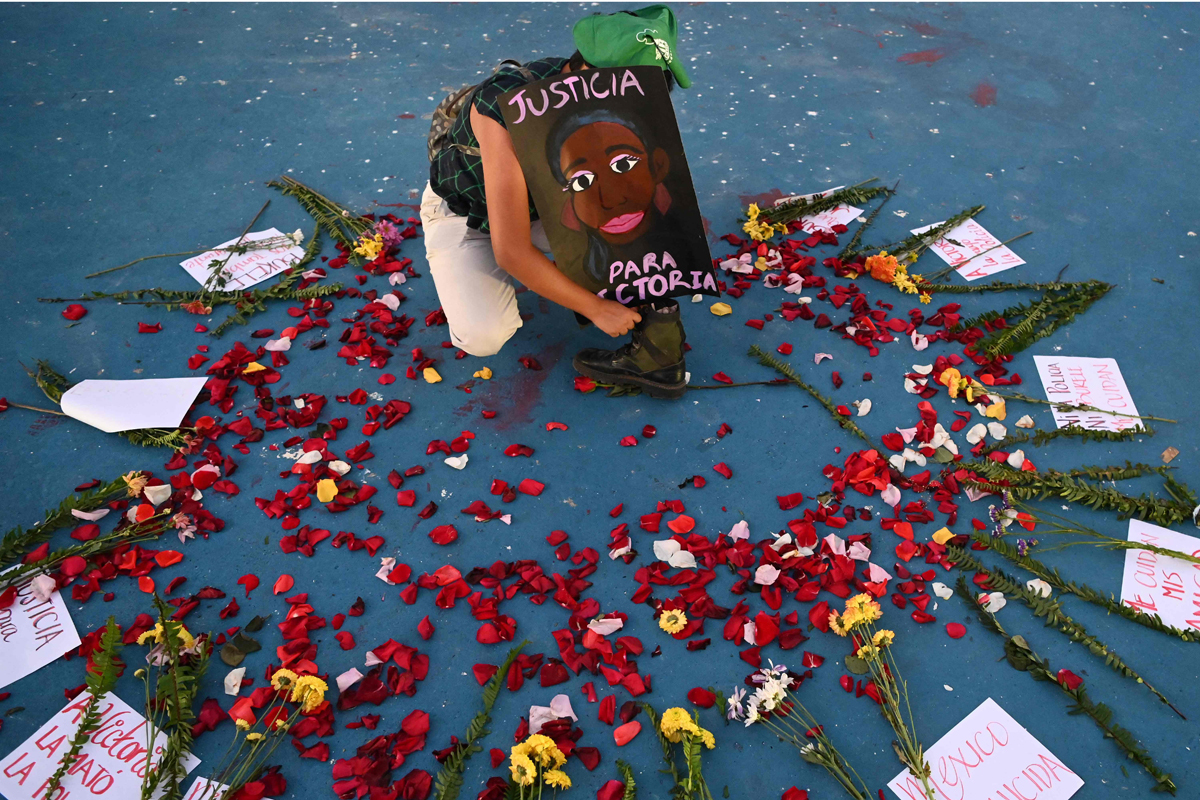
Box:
[136,622,195,650]
[235,719,251,731]
[872,629,896,648]
[524,734,566,768]
[271,668,299,692]
[510,753,537,787]
[699,728,716,749]
[919,292,932,304]
[543,769,572,789]
[828,610,849,637]
[659,610,687,635]
[865,251,899,284]
[856,644,880,660]
[246,732,265,742]
[661,707,701,743]
[353,233,385,260]
[846,594,882,624]
[291,675,328,711]
[511,741,532,760]
[746,203,761,222]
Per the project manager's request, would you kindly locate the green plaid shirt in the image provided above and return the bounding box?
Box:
[429,57,568,232]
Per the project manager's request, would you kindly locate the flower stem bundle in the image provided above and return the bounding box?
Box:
[505,733,573,797]
[728,664,870,800]
[45,618,124,797]
[827,594,935,799]
[951,280,1112,358]
[433,641,528,800]
[747,346,877,448]
[640,704,716,800]
[0,474,130,568]
[955,577,1178,795]
[948,545,1184,717]
[972,532,1200,643]
[746,179,891,241]
[963,459,1196,528]
[195,668,327,799]
[137,598,211,800]
[977,424,1149,456]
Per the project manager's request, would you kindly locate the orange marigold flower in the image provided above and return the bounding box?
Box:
[865,251,899,284]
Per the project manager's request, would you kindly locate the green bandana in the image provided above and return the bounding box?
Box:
[572,5,692,89]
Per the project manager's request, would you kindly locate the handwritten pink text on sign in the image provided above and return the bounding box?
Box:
[1120,520,1200,631]
[0,692,198,800]
[1032,356,1143,433]
[888,698,1083,800]
[910,218,1024,281]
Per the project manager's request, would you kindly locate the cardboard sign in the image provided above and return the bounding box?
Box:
[0,577,81,690]
[59,377,209,434]
[0,692,200,800]
[1032,356,1143,432]
[888,698,1083,800]
[500,66,717,305]
[910,218,1024,281]
[1121,519,1200,630]
[180,228,306,291]
[773,186,863,234]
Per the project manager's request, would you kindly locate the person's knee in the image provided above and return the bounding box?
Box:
[451,320,518,357]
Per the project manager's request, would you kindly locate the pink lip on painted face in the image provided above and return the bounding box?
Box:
[600,211,645,234]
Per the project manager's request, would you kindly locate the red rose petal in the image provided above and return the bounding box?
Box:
[946,622,967,639]
[613,720,642,746]
[237,574,260,597]
[273,574,294,595]
[62,304,88,321]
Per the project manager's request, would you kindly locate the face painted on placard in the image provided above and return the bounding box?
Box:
[558,121,670,246]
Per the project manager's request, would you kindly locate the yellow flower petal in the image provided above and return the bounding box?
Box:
[423,367,442,384]
[316,478,338,503]
[473,367,492,380]
[985,400,1007,421]
[242,362,266,374]
[932,527,955,545]
[710,302,732,317]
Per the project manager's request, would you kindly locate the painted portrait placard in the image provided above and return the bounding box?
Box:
[500,65,717,305]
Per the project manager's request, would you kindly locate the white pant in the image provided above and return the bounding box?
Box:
[420,182,552,357]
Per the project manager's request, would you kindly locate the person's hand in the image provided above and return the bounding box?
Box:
[590,299,642,338]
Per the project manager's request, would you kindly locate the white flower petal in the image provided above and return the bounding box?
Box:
[867,562,892,583]
[668,550,697,569]
[889,454,908,473]
[1026,579,1052,598]
[652,539,681,562]
[587,618,624,636]
[980,591,1007,613]
[881,484,901,508]
[855,398,872,417]
[224,667,246,696]
[911,331,929,351]
[965,423,988,445]
[932,582,954,600]
[912,364,933,376]
[378,293,401,311]
[444,454,469,470]
[814,353,833,364]
[549,694,577,721]
[264,337,292,352]
[896,426,918,444]
[823,534,846,556]
[1015,414,1036,429]
[388,272,408,286]
[742,621,758,646]
[71,507,110,521]
[987,422,1007,441]
[143,484,172,507]
[1006,449,1026,469]
[728,520,750,541]
[328,460,352,476]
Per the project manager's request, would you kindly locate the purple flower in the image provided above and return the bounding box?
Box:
[374,219,402,248]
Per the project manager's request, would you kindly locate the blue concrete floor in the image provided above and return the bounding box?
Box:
[2,3,1199,799]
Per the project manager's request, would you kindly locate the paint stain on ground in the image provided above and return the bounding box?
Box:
[970,82,997,107]
[454,340,566,431]
[909,21,944,36]
[27,415,65,436]
[897,48,948,65]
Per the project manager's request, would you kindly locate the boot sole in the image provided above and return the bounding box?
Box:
[572,357,687,400]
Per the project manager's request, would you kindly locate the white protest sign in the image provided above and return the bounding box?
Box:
[910,218,1024,280]
[1120,520,1200,630]
[180,228,305,291]
[889,698,1083,800]
[0,577,81,690]
[0,692,200,800]
[183,777,274,800]
[60,377,209,434]
[774,186,863,234]
[1032,356,1143,432]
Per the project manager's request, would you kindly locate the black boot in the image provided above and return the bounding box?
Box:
[573,302,687,399]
